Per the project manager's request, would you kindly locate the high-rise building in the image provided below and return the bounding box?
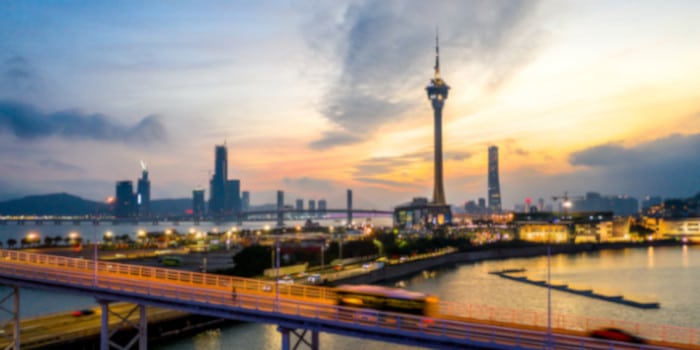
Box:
[487,146,502,213]
[115,180,136,218]
[136,161,150,218]
[296,199,303,211]
[209,144,227,216]
[225,179,241,216]
[426,33,450,206]
[192,189,205,219]
[241,191,250,212]
[308,200,316,215]
[318,199,327,214]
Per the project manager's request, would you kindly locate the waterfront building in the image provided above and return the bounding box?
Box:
[394,32,452,229]
[115,180,136,218]
[192,189,205,220]
[488,145,502,214]
[209,144,228,217]
[136,161,151,218]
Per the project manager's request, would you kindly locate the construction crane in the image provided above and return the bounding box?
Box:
[551,192,582,215]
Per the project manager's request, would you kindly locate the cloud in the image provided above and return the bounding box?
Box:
[2,55,40,94]
[355,177,419,188]
[38,159,83,172]
[282,177,337,192]
[308,130,363,150]
[0,100,167,143]
[561,133,700,199]
[304,0,542,149]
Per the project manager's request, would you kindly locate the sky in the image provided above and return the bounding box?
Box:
[1,0,700,210]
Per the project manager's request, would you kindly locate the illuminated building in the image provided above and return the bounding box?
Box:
[136,161,150,218]
[488,146,502,213]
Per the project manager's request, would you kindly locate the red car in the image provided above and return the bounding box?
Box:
[590,327,646,344]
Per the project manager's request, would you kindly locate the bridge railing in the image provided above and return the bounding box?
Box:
[441,300,699,346]
[0,249,339,304]
[1,258,672,350]
[1,249,698,347]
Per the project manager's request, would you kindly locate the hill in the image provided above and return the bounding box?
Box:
[0,193,107,216]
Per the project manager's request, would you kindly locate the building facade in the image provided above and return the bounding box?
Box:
[488,145,502,214]
[115,180,136,218]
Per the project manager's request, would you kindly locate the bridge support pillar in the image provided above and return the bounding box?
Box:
[277,327,319,350]
[0,286,20,350]
[98,301,148,350]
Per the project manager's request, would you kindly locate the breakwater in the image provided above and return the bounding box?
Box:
[488,269,660,309]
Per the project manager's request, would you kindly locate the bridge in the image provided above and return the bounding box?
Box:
[0,250,694,350]
[0,189,393,227]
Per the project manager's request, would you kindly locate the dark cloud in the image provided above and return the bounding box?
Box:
[304,0,542,149]
[562,133,700,199]
[0,100,167,143]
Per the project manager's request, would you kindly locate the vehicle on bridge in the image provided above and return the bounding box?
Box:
[335,284,439,316]
[589,327,646,344]
[158,256,183,266]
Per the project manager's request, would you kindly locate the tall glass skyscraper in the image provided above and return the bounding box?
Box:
[488,146,502,213]
[209,144,227,216]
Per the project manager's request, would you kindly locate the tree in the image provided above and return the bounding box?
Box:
[7,239,17,249]
[230,245,272,277]
[44,237,54,246]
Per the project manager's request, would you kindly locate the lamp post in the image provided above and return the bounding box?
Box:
[275,235,280,311]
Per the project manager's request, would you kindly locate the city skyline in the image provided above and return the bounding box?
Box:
[1,1,700,210]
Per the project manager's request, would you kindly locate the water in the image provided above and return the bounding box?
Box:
[1,237,698,349]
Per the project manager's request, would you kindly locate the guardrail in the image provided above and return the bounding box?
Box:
[0,258,674,350]
[441,301,699,346]
[1,249,697,349]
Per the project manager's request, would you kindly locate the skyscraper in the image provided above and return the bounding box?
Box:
[115,180,136,218]
[426,32,450,205]
[209,144,227,216]
[192,188,205,220]
[241,191,250,212]
[136,161,150,218]
[488,146,502,213]
[225,179,241,216]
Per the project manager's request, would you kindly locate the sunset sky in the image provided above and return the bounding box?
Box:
[1,1,700,210]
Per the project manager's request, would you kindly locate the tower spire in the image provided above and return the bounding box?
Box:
[434,28,441,79]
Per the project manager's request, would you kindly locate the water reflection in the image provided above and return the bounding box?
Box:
[647,246,655,269]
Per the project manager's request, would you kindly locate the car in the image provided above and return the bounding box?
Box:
[71,309,95,317]
[307,273,322,284]
[589,327,646,344]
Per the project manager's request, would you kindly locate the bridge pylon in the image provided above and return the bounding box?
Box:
[98,300,147,350]
[0,286,20,350]
[278,327,319,350]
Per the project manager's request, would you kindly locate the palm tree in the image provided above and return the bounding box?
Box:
[7,239,17,249]
[44,237,54,246]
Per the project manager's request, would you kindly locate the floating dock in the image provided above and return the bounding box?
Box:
[489,269,660,309]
